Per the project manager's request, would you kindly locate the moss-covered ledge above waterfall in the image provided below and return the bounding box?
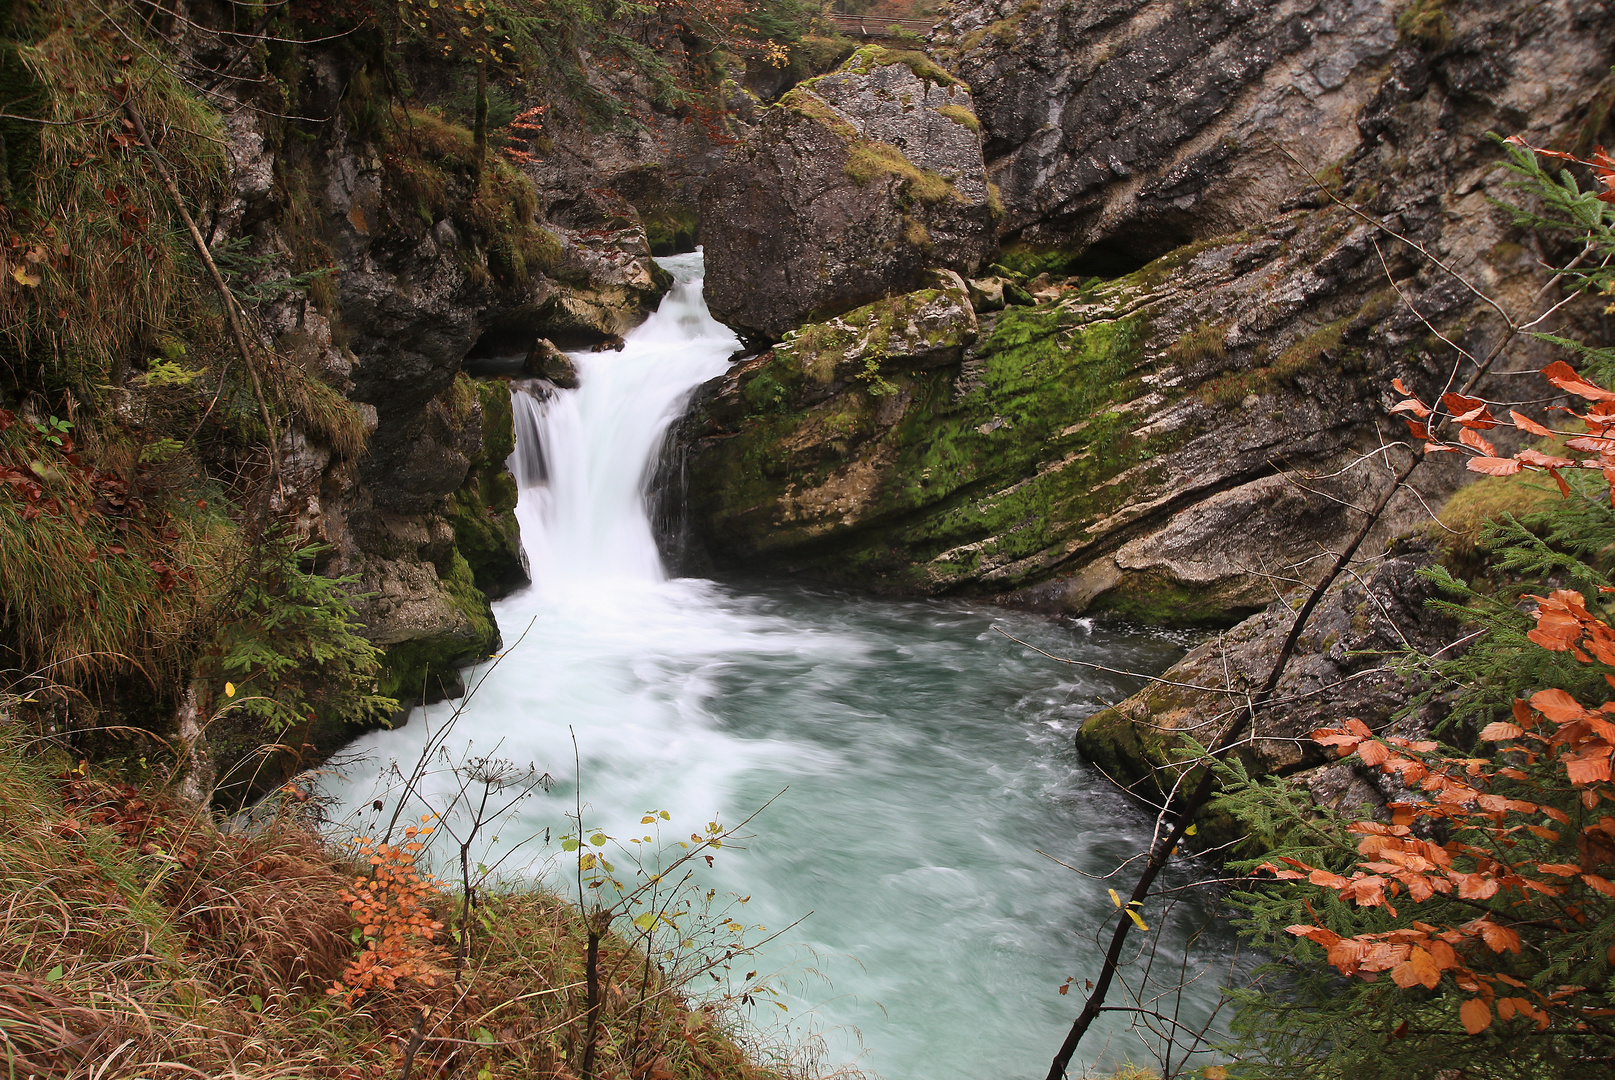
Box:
[672,201,1479,624]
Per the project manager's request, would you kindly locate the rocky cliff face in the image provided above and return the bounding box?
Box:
[700,47,998,342]
[673,0,1615,624]
[212,44,680,719]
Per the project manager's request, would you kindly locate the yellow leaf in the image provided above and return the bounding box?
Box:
[224,682,235,697]
[1185,824,1197,836]
[1108,888,1121,908]
[12,264,41,287]
[1125,908,1150,932]
[1204,1068,1230,1080]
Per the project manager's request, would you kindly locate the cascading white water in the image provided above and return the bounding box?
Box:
[508,254,738,586]
[330,252,1238,1079]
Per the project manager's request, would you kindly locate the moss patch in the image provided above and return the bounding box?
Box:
[937,103,981,132]
[686,299,1174,591]
[448,378,526,599]
[843,140,960,204]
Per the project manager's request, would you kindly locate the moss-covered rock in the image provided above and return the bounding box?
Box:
[448,379,528,601]
[701,46,994,342]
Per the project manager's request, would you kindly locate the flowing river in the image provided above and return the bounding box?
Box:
[330,253,1239,1079]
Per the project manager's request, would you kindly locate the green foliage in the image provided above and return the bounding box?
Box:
[210,535,395,734]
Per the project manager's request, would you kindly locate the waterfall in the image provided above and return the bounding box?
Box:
[506,252,738,590]
[329,251,1235,1080]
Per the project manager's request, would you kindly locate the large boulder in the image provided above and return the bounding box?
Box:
[700,46,997,342]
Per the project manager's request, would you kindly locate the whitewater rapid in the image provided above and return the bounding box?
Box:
[328,252,1236,1079]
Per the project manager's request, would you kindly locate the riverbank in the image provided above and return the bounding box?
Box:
[0,731,801,1080]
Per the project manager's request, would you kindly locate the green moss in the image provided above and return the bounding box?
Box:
[995,242,1085,279]
[1090,575,1257,627]
[1196,317,1345,404]
[1395,0,1451,48]
[1163,320,1228,366]
[936,104,980,132]
[448,380,526,598]
[642,204,699,256]
[376,548,499,705]
[778,86,858,140]
[688,301,1170,590]
[842,45,963,88]
[1428,473,1559,566]
[843,141,960,204]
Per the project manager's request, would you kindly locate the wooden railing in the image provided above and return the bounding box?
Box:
[821,13,936,39]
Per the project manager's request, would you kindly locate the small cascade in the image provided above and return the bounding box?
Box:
[506,254,738,588]
[329,251,1235,1080]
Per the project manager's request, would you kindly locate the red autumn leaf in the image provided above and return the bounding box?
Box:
[1542,360,1615,402]
[1459,427,1499,456]
[1467,456,1522,476]
[1516,449,1575,469]
[1390,398,1432,417]
[1442,392,1487,415]
[1510,409,1556,437]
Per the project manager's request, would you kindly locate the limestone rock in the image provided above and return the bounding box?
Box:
[667,0,1614,620]
[525,337,580,387]
[1072,538,1463,841]
[700,46,996,342]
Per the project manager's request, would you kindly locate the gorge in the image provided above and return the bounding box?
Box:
[4,1,1615,1078]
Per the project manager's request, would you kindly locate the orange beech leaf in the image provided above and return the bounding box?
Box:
[1460,997,1492,1034]
[1473,920,1523,954]
[1516,448,1575,469]
[1460,427,1499,455]
[1453,404,1500,429]
[1405,418,1431,440]
[1480,721,1525,741]
[1565,752,1612,785]
[1564,435,1615,453]
[1542,360,1615,401]
[1359,740,1391,766]
[1510,409,1557,437]
[1468,456,1523,475]
[1549,466,1571,497]
[1531,688,1586,722]
[1442,392,1487,415]
[1392,377,1415,395]
[1390,398,1432,417]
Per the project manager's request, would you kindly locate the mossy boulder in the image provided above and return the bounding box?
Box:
[700,46,995,342]
[448,379,528,601]
[1072,539,1462,846]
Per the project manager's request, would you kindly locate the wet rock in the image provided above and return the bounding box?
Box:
[1072,537,1464,842]
[700,46,996,342]
[668,0,1614,621]
[525,338,579,387]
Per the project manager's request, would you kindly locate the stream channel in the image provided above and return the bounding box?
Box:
[328,252,1240,1079]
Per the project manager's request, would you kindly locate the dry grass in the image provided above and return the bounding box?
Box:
[0,732,816,1080]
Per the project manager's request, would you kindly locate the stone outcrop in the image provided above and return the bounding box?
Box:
[216,48,675,724]
[669,0,1615,622]
[934,0,1609,261]
[700,46,998,342]
[1073,537,1463,840]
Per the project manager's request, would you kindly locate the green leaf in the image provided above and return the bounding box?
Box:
[46,964,63,982]
[633,912,658,931]
[561,838,579,852]
[589,833,608,846]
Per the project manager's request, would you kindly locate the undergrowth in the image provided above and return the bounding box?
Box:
[0,730,812,1080]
